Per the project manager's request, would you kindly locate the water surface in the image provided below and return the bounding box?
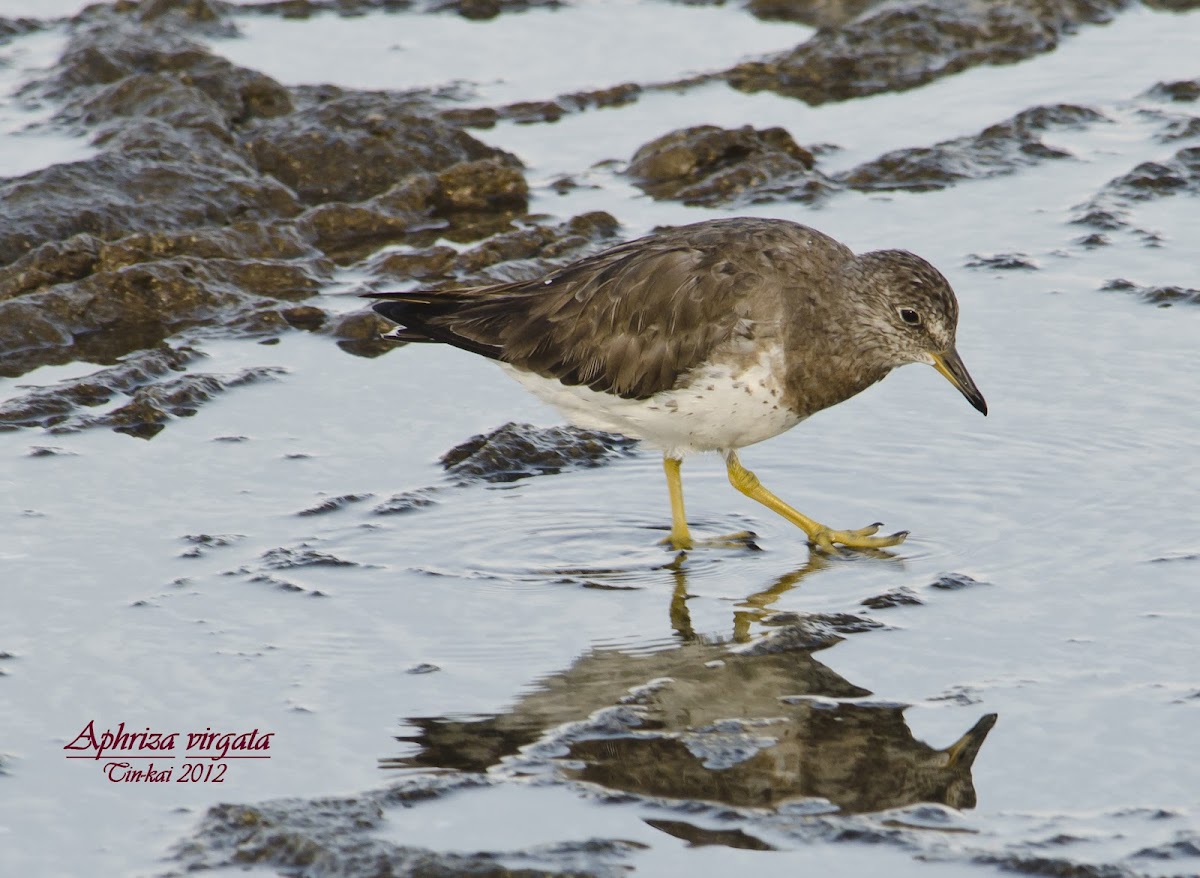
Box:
[1,2,1198,876]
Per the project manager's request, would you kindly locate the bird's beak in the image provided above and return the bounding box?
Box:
[930,348,988,415]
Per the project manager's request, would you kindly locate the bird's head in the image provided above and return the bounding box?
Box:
[857,249,988,416]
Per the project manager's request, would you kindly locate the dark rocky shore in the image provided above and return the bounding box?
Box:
[5,4,1200,877]
[1,0,1196,437]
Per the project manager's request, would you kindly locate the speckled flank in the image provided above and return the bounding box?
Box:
[501,343,804,456]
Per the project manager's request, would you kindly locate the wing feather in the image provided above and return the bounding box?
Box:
[365,219,841,400]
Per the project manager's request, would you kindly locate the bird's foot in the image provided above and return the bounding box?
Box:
[659,532,693,551]
[700,530,759,550]
[806,522,908,553]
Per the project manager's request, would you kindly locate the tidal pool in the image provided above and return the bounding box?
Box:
[1,2,1198,876]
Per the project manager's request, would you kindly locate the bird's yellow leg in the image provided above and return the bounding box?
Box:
[661,456,694,550]
[724,451,908,552]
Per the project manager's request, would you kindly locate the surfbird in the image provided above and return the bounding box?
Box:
[367,217,987,551]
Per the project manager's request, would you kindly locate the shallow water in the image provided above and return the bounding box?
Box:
[1,2,1199,876]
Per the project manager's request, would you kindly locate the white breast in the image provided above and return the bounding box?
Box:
[499,345,803,457]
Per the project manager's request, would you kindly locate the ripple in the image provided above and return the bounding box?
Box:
[403,502,760,592]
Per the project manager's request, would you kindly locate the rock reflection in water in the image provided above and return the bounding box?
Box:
[386,560,996,818]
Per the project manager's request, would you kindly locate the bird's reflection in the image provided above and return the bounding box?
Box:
[385,555,996,822]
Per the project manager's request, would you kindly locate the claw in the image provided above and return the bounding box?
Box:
[843,522,884,538]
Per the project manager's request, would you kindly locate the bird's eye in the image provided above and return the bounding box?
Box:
[899,308,922,326]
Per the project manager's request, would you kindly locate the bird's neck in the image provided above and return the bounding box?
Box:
[781,300,891,418]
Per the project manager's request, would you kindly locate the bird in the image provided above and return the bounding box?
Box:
[365,217,987,552]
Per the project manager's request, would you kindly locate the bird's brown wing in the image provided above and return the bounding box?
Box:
[368,229,771,400]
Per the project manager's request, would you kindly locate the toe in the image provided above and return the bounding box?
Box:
[812,527,908,551]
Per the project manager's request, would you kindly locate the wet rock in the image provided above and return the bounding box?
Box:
[1144,78,1200,103]
[438,105,501,129]
[746,0,885,28]
[27,446,75,457]
[1072,145,1200,230]
[440,422,639,484]
[92,223,319,272]
[327,310,398,358]
[296,159,527,261]
[1133,831,1200,859]
[0,206,328,369]
[434,158,529,213]
[731,619,845,654]
[499,99,568,124]
[562,210,621,242]
[441,83,641,130]
[180,532,244,557]
[260,546,361,569]
[0,255,326,377]
[549,175,583,194]
[861,587,923,609]
[184,533,244,547]
[0,18,41,46]
[296,494,375,516]
[49,6,291,122]
[21,0,1151,491]
[280,305,328,330]
[1156,115,1200,142]
[372,489,440,515]
[1142,0,1200,9]
[243,91,521,206]
[1100,277,1200,307]
[369,246,458,282]
[0,123,299,267]
[0,0,544,387]
[0,302,75,379]
[970,853,1132,877]
[406,663,441,674]
[171,779,639,878]
[295,202,419,259]
[1074,232,1110,248]
[452,81,643,128]
[1106,148,1200,199]
[965,252,1040,270]
[563,82,642,111]
[643,818,774,851]
[726,0,1129,104]
[247,574,307,593]
[232,1,417,20]
[0,234,102,299]
[627,124,832,206]
[1072,208,1125,231]
[0,344,201,428]
[930,685,983,705]
[134,0,231,30]
[59,366,287,438]
[449,212,621,282]
[431,0,564,19]
[841,104,1105,192]
[929,572,987,590]
[451,225,563,275]
[71,71,232,137]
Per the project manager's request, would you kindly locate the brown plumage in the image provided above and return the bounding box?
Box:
[370,219,839,402]
[366,217,987,551]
